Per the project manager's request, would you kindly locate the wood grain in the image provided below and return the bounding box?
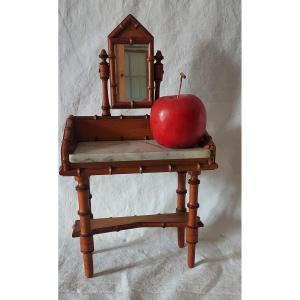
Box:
[176,172,187,248]
[72,213,204,237]
[75,176,94,277]
[59,14,219,278]
[99,49,111,116]
[108,14,154,109]
[74,116,152,141]
[154,50,164,100]
[186,171,201,268]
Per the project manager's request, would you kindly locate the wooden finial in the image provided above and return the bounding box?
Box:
[154,50,164,99]
[154,50,164,63]
[99,49,111,116]
[99,49,108,62]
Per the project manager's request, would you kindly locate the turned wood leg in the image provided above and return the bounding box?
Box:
[176,171,187,248]
[87,177,93,219]
[186,171,200,268]
[75,176,94,278]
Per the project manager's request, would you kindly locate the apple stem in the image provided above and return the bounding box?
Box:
[177,72,186,98]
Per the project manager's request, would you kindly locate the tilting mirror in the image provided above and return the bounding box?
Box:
[114,44,148,102]
[108,14,154,109]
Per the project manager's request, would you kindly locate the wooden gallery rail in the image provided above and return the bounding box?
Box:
[60,115,218,278]
[60,14,218,278]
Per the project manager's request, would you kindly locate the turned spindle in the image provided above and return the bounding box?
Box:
[186,171,200,268]
[154,50,164,100]
[176,171,187,248]
[88,181,93,219]
[99,49,111,116]
[75,176,94,278]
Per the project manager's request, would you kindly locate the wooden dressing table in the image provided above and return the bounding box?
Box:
[60,14,218,278]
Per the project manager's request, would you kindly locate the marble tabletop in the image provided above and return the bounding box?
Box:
[69,139,211,163]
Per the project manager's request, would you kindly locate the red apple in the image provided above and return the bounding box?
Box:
[150,94,207,148]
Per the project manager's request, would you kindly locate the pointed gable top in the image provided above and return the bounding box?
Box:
[108,14,153,41]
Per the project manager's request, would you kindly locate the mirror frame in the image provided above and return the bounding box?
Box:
[108,14,154,109]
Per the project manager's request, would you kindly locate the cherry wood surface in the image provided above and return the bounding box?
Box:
[60,113,217,279]
[108,14,155,109]
[72,212,204,237]
[75,176,94,278]
[74,115,152,142]
[60,115,217,175]
[154,50,164,100]
[60,14,218,278]
[176,172,187,248]
[99,49,111,116]
[186,171,201,268]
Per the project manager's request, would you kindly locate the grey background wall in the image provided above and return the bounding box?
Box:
[59,0,241,298]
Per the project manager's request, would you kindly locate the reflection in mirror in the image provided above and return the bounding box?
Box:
[114,44,148,101]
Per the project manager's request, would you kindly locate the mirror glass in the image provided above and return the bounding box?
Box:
[114,44,148,101]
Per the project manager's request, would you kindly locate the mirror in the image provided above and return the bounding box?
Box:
[114,44,148,102]
[99,14,164,115]
[108,14,154,109]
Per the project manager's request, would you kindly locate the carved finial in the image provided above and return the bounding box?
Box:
[99,49,108,63]
[99,48,111,116]
[154,50,164,63]
[154,51,164,99]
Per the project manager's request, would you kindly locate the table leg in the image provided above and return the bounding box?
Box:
[176,171,187,248]
[88,178,93,219]
[186,171,200,268]
[75,175,94,278]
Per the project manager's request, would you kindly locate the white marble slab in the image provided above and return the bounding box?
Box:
[69,140,210,163]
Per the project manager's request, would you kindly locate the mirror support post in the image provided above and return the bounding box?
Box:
[99,49,111,116]
[154,50,164,100]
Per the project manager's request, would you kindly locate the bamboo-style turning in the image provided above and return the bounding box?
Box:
[108,14,154,108]
[60,14,218,278]
[154,50,164,100]
[75,176,94,278]
[176,172,187,248]
[99,49,111,116]
[59,115,217,278]
[186,171,201,268]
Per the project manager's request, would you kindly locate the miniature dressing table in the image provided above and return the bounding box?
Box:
[60,15,218,278]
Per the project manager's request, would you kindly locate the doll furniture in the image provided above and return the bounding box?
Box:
[60,15,218,278]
